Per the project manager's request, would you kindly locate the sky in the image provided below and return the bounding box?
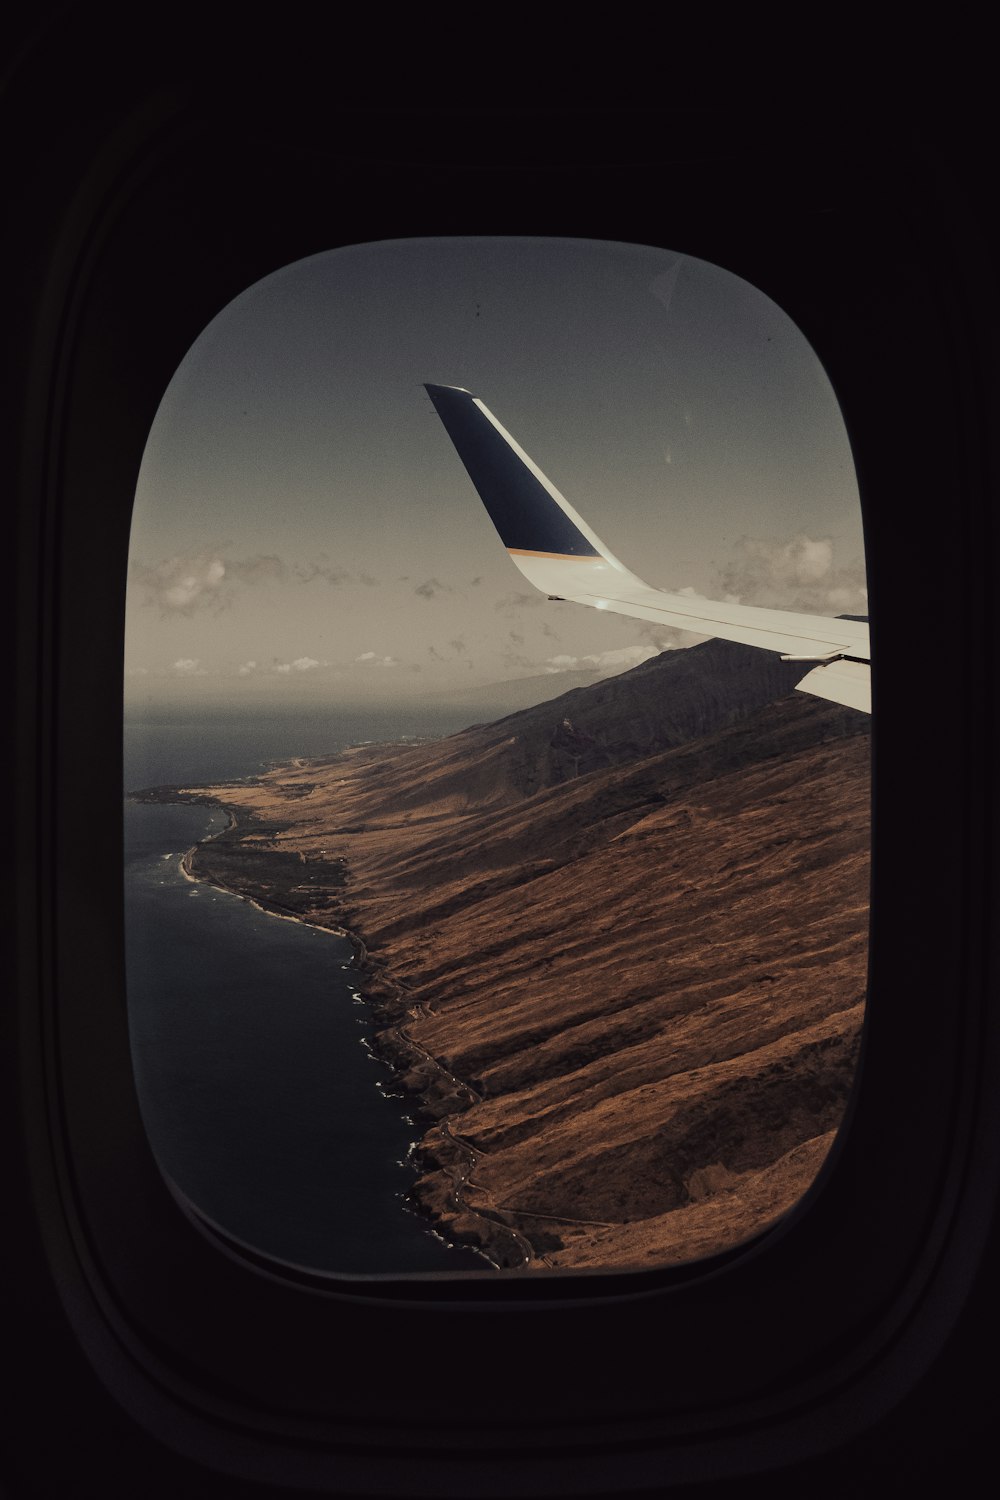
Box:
[125,237,866,713]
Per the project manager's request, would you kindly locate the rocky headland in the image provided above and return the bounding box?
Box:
[140,639,871,1271]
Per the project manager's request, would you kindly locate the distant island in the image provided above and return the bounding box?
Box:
[137,639,870,1271]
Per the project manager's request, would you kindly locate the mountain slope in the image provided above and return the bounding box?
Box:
[175,642,871,1270]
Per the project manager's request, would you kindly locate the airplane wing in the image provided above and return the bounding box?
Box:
[425,383,871,714]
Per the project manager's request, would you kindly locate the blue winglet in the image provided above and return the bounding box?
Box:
[425,384,600,558]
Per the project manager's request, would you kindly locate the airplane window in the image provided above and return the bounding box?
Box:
[124,237,869,1276]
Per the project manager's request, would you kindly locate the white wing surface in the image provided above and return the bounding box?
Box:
[425,384,870,714]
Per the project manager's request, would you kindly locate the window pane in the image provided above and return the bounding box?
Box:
[125,238,869,1273]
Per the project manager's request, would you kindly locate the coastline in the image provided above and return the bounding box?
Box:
[148,786,533,1269]
[178,844,352,939]
[129,688,870,1274]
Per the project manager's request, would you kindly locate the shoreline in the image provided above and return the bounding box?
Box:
[150,787,530,1269]
[128,690,870,1274]
[178,845,353,939]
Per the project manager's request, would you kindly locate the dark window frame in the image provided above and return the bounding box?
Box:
[7,56,999,1499]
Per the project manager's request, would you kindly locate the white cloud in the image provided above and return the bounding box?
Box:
[172,658,206,675]
[544,644,662,677]
[355,651,399,668]
[714,534,867,615]
[826,585,869,611]
[132,554,226,614]
[132,552,285,614]
[275,656,324,675]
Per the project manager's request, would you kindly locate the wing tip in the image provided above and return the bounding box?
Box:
[425,382,474,398]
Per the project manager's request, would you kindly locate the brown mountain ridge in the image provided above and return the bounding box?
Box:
[147,640,871,1272]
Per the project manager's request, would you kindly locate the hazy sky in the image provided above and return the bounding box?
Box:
[125,237,865,710]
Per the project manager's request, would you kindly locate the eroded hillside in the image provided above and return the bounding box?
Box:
[172,642,870,1269]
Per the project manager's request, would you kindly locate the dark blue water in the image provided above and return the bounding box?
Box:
[123,705,487,1274]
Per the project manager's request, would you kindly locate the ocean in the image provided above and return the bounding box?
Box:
[123,704,488,1275]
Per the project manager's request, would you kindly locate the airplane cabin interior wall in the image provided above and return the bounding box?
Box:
[4,20,999,1497]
